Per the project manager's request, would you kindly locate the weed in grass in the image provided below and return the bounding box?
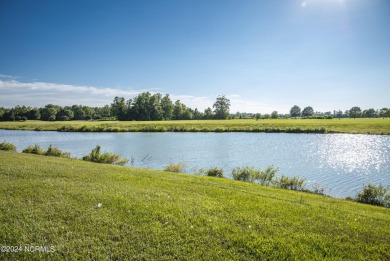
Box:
[82,145,129,165]
[0,140,16,151]
[164,163,185,173]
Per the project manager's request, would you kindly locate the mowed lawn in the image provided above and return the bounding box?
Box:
[0,118,390,134]
[0,151,389,260]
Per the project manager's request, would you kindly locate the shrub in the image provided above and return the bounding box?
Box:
[257,166,279,185]
[232,167,254,182]
[274,175,306,191]
[45,145,71,158]
[82,145,128,166]
[205,167,224,178]
[0,141,16,151]
[164,163,185,173]
[23,144,46,155]
[355,184,390,207]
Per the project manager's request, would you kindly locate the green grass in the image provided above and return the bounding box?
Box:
[0,118,390,134]
[0,151,389,260]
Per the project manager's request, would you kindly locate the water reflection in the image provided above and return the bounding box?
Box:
[0,130,389,198]
[316,134,388,175]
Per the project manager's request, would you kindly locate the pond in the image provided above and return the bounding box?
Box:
[1,130,389,198]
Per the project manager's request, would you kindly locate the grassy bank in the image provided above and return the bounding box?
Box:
[0,118,390,134]
[0,151,389,260]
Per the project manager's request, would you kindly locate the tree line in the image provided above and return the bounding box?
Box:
[288,105,390,119]
[0,94,389,122]
[0,93,231,121]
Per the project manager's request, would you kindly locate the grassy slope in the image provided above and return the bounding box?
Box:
[0,151,389,260]
[0,118,390,134]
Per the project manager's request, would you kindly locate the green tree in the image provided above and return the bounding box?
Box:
[41,105,60,121]
[111,96,126,120]
[379,108,390,118]
[290,105,301,118]
[349,106,362,119]
[203,107,214,119]
[149,93,164,121]
[301,106,314,117]
[57,109,74,121]
[254,113,261,121]
[161,94,173,120]
[27,108,41,120]
[271,111,279,119]
[213,95,230,119]
[363,108,377,118]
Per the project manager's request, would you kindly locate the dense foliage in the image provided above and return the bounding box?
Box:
[0,92,231,121]
[1,92,388,122]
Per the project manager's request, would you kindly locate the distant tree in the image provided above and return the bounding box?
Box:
[254,113,261,121]
[161,94,174,120]
[173,100,185,120]
[193,108,202,120]
[363,108,377,118]
[72,105,85,120]
[111,96,126,120]
[204,107,214,119]
[149,93,164,120]
[57,109,74,121]
[213,95,230,119]
[336,110,343,120]
[263,114,270,119]
[301,106,314,117]
[27,108,41,120]
[41,105,60,121]
[349,106,362,119]
[290,105,301,118]
[379,108,390,118]
[271,111,279,119]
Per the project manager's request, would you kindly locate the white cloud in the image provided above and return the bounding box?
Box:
[0,79,142,107]
[0,79,280,113]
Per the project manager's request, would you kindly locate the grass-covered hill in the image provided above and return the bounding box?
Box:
[0,150,389,260]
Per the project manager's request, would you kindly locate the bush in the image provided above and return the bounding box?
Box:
[45,145,71,158]
[0,141,16,151]
[164,163,185,173]
[205,167,224,178]
[232,167,254,182]
[274,175,306,191]
[82,145,128,166]
[257,166,279,185]
[23,144,46,155]
[355,184,390,207]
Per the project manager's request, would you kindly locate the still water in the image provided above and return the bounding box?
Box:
[1,130,389,198]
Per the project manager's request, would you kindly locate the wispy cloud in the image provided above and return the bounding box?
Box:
[0,79,141,107]
[0,79,277,113]
[0,74,19,79]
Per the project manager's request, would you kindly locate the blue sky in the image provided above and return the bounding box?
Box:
[0,0,389,113]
